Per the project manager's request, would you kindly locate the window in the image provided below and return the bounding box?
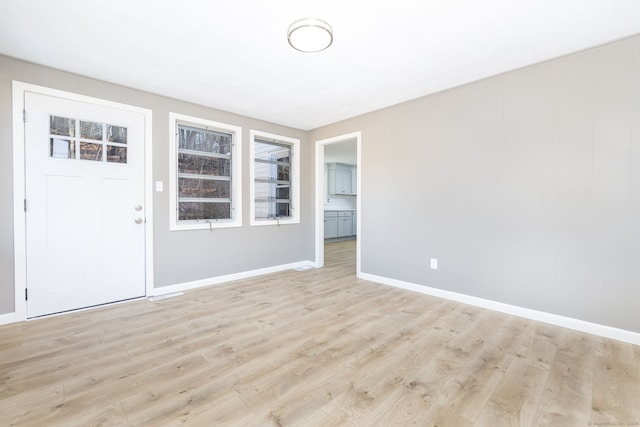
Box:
[250,130,300,226]
[49,115,128,163]
[170,113,242,230]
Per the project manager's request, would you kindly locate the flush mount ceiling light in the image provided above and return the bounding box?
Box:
[287,18,333,53]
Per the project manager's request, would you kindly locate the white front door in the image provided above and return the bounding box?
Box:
[24,91,146,318]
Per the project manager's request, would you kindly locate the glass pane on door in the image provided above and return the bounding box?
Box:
[80,142,103,161]
[106,146,127,163]
[50,116,76,137]
[50,138,75,159]
[80,120,103,140]
[107,125,127,143]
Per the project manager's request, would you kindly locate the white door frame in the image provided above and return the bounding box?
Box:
[314,131,362,275]
[11,81,154,322]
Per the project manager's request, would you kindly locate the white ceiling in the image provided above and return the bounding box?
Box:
[1,1,639,130]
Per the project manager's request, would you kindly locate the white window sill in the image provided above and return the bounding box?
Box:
[250,218,299,227]
[170,220,242,231]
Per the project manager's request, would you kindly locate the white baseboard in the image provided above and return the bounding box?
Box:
[0,261,317,325]
[0,311,22,326]
[6,263,635,346]
[358,272,640,346]
[151,260,317,296]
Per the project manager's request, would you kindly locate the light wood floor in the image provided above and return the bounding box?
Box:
[1,240,639,426]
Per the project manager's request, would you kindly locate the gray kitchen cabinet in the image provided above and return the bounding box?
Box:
[324,211,338,239]
[352,211,357,236]
[327,163,352,195]
[325,210,357,239]
[337,211,353,237]
[350,165,357,195]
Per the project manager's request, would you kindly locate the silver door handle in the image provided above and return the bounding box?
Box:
[135,218,143,224]
[135,204,143,211]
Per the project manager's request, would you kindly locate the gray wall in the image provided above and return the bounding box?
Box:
[3,35,640,334]
[310,36,640,333]
[0,55,314,314]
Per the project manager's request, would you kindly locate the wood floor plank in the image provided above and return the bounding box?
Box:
[590,338,640,425]
[430,315,531,423]
[1,240,639,425]
[474,357,550,426]
[531,332,594,426]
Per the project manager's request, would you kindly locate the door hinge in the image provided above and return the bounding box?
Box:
[24,199,27,212]
[25,288,28,301]
[23,109,26,123]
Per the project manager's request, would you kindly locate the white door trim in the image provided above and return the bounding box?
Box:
[11,81,154,322]
[314,131,362,275]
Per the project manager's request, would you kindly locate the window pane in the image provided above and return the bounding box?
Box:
[106,145,127,163]
[276,186,290,200]
[254,162,275,181]
[277,164,290,181]
[179,202,230,221]
[276,203,290,217]
[253,139,292,221]
[80,121,103,140]
[50,116,75,137]
[178,153,230,176]
[254,202,270,219]
[254,181,272,200]
[254,140,290,163]
[178,126,232,155]
[254,200,290,219]
[80,142,103,161]
[179,178,230,198]
[107,125,127,144]
[50,138,75,159]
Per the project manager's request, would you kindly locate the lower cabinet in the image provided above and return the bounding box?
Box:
[325,210,356,239]
[337,211,352,237]
[324,211,338,239]
[352,212,357,235]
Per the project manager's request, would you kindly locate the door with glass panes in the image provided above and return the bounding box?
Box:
[24,91,146,318]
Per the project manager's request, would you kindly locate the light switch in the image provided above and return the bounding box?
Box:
[430,258,438,270]
[155,181,164,192]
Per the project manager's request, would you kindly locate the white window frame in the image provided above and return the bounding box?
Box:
[169,112,242,231]
[249,130,300,226]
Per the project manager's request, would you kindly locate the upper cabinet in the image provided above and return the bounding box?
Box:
[328,163,355,195]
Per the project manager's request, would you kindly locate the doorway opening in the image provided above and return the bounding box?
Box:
[314,132,361,274]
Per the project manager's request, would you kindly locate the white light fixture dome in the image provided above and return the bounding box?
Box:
[287,18,333,53]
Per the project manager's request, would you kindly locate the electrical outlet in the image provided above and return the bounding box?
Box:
[430,258,438,270]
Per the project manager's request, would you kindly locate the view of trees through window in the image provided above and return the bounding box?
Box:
[176,124,233,221]
[253,139,292,220]
[49,115,127,163]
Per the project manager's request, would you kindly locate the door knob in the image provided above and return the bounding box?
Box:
[134,204,143,211]
[135,218,143,224]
